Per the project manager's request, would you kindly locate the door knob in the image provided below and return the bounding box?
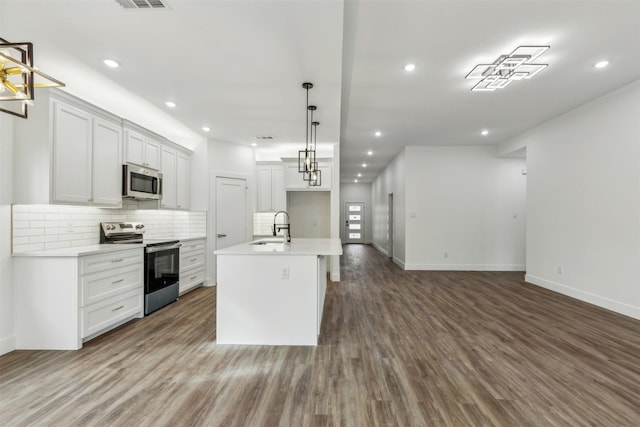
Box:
[217,233,227,238]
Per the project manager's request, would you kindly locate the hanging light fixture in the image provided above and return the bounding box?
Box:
[298,82,317,174]
[308,120,322,186]
[303,106,319,183]
[0,38,65,119]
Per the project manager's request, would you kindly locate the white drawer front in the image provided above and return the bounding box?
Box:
[180,267,205,293]
[180,240,205,255]
[82,248,143,275]
[180,251,205,271]
[82,290,143,338]
[81,265,143,307]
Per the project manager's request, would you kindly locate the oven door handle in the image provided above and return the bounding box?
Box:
[146,243,182,253]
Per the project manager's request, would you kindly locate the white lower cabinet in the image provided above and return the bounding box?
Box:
[179,238,206,294]
[15,248,144,350]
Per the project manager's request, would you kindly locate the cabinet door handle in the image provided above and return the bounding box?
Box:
[190,258,198,262]
[190,275,197,280]
[111,258,124,263]
[217,234,227,238]
[112,279,124,284]
[111,305,124,312]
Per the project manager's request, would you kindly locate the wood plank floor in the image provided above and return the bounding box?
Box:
[2,244,640,426]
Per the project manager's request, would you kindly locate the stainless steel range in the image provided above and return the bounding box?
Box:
[100,222,181,315]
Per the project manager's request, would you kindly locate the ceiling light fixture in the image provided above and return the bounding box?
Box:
[0,38,65,119]
[594,60,609,69]
[165,101,176,108]
[202,126,210,132]
[367,150,373,156]
[357,173,362,177]
[362,163,367,168]
[466,45,549,92]
[374,131,382,137]
[354,179,358,183]
[307,121,322,187]
[103,59,119,68]
[404,64,416,72]
[250,142,257,147]
[481,129,489,136]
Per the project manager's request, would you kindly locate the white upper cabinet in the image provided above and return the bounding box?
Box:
[125,130,161,170]
[257,164,286,211]
[52,102,93,204]
[92,118,123,206]
[176,153,191,210]
[51,99,122,207]
[160,147,177,209]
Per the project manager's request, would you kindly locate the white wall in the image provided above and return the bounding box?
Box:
[511,81,640,320]
[340,182,372,244]
[0,114,15,355]
[288,192,331,238]
[371,150,406,265]
[404,146,526,270]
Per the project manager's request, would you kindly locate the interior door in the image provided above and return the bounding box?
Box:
[216,177,247,249]
[344,202,364,244]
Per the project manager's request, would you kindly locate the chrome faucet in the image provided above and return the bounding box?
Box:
[272,211,291,243]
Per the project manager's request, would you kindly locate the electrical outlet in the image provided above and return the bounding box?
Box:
[558,265,564,275]
[444,252,448,258]
[281,266,289,279]
[66,222,74,233]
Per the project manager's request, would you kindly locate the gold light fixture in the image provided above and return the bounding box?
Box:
[0,38,65,119]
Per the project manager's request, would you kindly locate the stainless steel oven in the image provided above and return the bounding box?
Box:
[144,241,181,315]
[100,222,181,315]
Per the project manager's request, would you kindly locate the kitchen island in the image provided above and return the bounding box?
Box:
[214,238,342,346]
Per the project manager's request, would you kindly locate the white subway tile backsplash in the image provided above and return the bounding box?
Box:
[12,204,207,253]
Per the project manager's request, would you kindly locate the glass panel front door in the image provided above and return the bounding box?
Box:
[345,202,365,244]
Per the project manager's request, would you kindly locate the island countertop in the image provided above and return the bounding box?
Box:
[214,238,342,256]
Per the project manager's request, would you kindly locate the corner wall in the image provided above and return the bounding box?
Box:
[0,114,15,355]
[513,81,640,319]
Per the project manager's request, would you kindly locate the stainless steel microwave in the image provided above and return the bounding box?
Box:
[123,164,162,200]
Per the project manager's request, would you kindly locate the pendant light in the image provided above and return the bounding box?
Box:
[298,82,316,173]
[308,120,322,186]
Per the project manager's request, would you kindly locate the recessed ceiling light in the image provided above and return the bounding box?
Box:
[103,59,119,68]
[250,142,258,147]
[362,163,367,168]
[594,60,609,69]
[481,129,489,136]
[202,126,210,132]
[374,131,382,137]
[357,173,362,177]
[165,101,176,108]
[404,63,416,72]
[367,150,373,156]
[354,179,358,183]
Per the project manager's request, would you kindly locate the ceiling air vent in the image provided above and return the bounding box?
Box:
[115,0,169,9]
[255,136,274,140]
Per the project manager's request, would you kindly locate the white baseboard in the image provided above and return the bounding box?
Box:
[525,274,640,320]
[392,257,405,269]
[405,263,526,271]
[0,335,16,356]
[372,242,388,256]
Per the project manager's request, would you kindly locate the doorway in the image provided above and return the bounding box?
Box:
[215,177,247,250]
[387,194,394,259]
[344,202,365,244]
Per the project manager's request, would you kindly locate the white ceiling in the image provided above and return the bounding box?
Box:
[2,0,639,183]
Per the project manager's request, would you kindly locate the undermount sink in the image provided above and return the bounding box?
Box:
[250,239,285,245]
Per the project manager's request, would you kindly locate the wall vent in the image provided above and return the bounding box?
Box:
[115,0,169,9]
[255,136,274,140]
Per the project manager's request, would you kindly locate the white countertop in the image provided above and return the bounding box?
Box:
[12,244,145,257]
[215,238,342,256]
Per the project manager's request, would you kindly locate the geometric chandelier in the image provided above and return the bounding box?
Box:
[465,45,549,92]
[0,38,66,119]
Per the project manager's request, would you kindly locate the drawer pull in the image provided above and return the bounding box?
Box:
[112,279,124,284]
[190,258,198,262]
[111,258,124,263]
[190,275,198,280]
[111,305,124,312]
